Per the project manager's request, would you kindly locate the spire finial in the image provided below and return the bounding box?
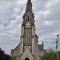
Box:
[27,0,31,3]
[25,0,32,12]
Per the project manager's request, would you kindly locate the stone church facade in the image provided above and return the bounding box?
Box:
[11,0,44,60]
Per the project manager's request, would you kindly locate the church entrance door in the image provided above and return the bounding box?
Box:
[25,58,30,60]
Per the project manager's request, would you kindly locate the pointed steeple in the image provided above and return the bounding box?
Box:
[27,0,31,3]
[26,0,32,12]
[23,0,34,18]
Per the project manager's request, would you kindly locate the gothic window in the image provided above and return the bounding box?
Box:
[28,15,29,21]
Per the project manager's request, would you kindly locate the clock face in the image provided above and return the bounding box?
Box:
[27,23,30,25]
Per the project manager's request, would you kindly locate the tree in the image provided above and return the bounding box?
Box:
[41,51,60,60]
[0,48,10,60]
[9,56,15,60]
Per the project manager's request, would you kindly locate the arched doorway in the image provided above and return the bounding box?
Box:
[25,58,30,60]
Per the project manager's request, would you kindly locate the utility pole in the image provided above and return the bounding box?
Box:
[56,35,59,60]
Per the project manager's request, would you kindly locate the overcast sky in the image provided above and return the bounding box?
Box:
[0,0,60,54]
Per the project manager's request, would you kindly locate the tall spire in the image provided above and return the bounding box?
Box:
[23,0,34,18]
[26,0,32,12]
[27,0,31,3]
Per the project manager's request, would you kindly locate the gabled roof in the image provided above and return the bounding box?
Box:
[11,43,20,53]
[35,34,38,38]
[38,44,44,51]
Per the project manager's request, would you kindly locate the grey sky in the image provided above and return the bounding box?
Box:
[0,0,60,54]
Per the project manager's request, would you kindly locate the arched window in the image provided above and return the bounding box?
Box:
[28,15,29,21]
[25,58,30,60]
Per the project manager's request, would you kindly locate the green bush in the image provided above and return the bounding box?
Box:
[41,51,60,60]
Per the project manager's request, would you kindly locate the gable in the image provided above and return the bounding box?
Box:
[14,44,20,51]
[20,47,34,60]
[11,44,20,56]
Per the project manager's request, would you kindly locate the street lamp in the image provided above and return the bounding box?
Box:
[52,35,59,60]
[56,35,59,60]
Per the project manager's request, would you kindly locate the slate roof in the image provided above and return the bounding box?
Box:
[38,44,44,51]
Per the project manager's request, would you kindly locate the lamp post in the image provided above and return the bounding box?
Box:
[56,35,59,60]
[52,35,59,60]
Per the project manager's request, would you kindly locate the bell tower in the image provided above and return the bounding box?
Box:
[20,0,36,53]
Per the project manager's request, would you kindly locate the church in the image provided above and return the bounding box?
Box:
[11,0,44,60]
